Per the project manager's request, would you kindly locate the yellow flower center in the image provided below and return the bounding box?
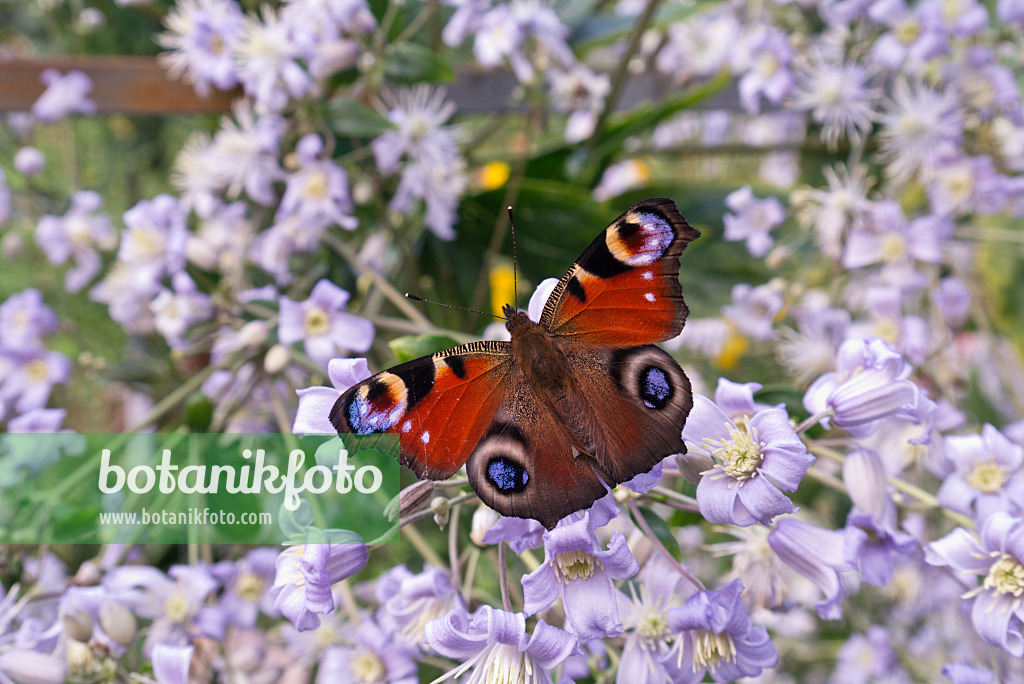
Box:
[983,554,1024,598]
[880,232,908,263]
[477,161,511,191]
[351,651,386,683]
[314,623,341,648]
[164,591,190,623]
[687,629,737,673]
[636,608,670,641]
[554,550,600,583]
[966,459,1009,494]
[896,19,921,44]
[235,571,265,602]
[944,168,974,204]
[25,358,49,383]
[871,318,901,345]
[304,306,331,336]
[703,416,764,482]
[304,170,329,199]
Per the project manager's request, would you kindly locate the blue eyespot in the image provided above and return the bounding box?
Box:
[640,366,672,410]
[486,457,529,493]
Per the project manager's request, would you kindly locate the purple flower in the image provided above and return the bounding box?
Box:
[722,186,784,257]
[918,0,987,37]
[876,80,963,183]
[31,69,96,123]
[158,0,244,97]
[35,191,115,293]
[318,616,418,684]
[278,279,374,366]
[14,146,45,176]
[375,565,465,645]
[682,395,813,527]
[0,349,72,414]
[734,27,795,114]
[481,516,547,554]
[924,512,1024,656]
[293,358,372,433]
[789,57,877,150]
[210,547,279,628]
[102,564,225,653]
[938,424,1024,522]
[150,274,214,350]
[932,276,971,329]
[867,0,950,71]
[660,579,778,683]
[204,103,285,206]
[722,283,785,340]
[235,6,311,111]
[842,202,951,270]
[768,517,855,619]
[928,155,1009,217]
[831,626,902,684]
[277,134,358,232]
[521,503,638,641]
[270,542,369,631]
[425,605,579,684]
[0,652,66,684]
[803,338,922,438]
[0,289,58,351]
[942,663,997,684]
[616,555,693,684]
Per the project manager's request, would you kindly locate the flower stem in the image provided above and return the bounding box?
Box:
[626,499,703,591]
[498,541,511,611]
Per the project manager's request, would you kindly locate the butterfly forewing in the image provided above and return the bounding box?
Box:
[330,342,512,480]
[539,198,700,346]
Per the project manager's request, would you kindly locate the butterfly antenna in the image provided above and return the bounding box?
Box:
[405,293,506,320]
[508,206,518,311]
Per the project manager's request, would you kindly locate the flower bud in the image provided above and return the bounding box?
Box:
[98,601,137,647]
[65,639,97,677]
[263,344,291,374]
[470,504,499,546]
[431,496,450,527]
[72,560,101,586]
[62,609,94,643]
[237,320,269,348]
[401,480,435,518]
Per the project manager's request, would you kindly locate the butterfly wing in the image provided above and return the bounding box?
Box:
[539,198,700,347]
[464,371,609,529]
[330,341,512,480]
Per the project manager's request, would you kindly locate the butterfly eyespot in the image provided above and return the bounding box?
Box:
[606,212,674,268]
[346,374,408,434]
[639,365,673,410]
[485,456,529,493]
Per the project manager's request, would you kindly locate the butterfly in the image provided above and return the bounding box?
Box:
[331,198,700,528]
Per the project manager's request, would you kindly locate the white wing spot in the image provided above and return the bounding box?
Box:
[644,292,656,302]
[421,431,430,444]
[642,271,654,281]
[402,421,412,433]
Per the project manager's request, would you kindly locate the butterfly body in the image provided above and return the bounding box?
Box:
[332,199,700,528]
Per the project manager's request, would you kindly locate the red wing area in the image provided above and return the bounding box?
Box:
[539,198,699,347]
[330,342,512,480]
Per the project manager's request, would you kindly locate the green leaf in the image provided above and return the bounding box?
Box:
[384,43,455,84]
[328,97,396,137]
[633,505,681,559]
[388,334,461,363]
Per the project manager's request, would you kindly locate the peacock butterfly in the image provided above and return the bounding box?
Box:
[330,198,700,528]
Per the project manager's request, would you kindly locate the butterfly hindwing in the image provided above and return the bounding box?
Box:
[330,342,512,480]
[539,198,699,347]
[465,376,609,529]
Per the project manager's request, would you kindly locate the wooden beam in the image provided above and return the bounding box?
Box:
[0,56,237,115]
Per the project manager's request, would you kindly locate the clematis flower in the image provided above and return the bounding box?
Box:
[616,554,694,684]
[660,579,778,683]
[210,547,280,629]
[158,0,244,97]
[31,69,96,123]
[768,517,855,619]
[803,337,922,438]
[35,191,116,293]
[270,542,369,631]
[317,616,417,684]
[293,358,372,434]
[722,186,785,257]
[937,424,1024,522]
[425,606,579,684]
[521,499,637,641]
[682,395,814,527]
[278,279,375,366]
[375,565,465,646]
[831,626,902,684]
[0,289,58,351]
[924,512,1024,656]
[152,644,194,684]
